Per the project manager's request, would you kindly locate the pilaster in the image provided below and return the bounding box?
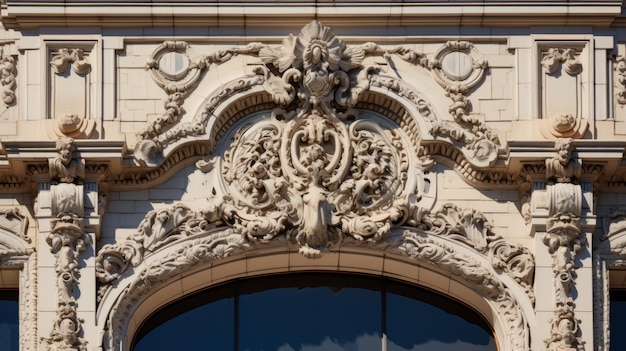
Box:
[530,138,595,351]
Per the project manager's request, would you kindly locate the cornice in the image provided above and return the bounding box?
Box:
[1,1,622,29]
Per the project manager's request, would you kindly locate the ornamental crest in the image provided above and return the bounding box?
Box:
[212,108,431,258]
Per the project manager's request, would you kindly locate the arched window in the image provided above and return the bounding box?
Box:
[133,273,497,351]
[0,290,18,351]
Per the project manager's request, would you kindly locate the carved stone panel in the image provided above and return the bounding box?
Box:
[48,45,95,139]
[539,45,587,133]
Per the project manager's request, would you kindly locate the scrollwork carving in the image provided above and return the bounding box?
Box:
[399,230,529,350]
[133,21,502,171]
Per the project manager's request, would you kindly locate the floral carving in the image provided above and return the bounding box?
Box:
[542,48,582,76]
[217,110,421,258]
[50,49,90,75]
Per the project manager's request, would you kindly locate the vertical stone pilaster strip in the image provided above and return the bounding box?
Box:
[541,138,586,351]
[41,138,88,351]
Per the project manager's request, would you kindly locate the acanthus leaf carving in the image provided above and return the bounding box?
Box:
[399,230,529,350]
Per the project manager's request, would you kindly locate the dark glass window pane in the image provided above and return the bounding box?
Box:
[133,297,234,351]
[611,290,626,349]
[0,290,18,351]
[386,291,496,351]
[239,286,381,351]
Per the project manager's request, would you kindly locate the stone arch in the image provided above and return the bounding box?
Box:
[100,19,530,351]
[96,222,535,351]
[0,208,37,351]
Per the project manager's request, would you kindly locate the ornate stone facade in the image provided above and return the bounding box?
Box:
[3,3,626,351]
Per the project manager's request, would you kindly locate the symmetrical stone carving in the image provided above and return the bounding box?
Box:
[133,21,501,170]
[43,137,88,351]
[50,138,85,185]
[542,48,583,76]
[546,138,581,184]
[540,114,589,140]
[47,113,96,139]
[542,139,585,351]
[97,201,533,350]
[50,49,90,75]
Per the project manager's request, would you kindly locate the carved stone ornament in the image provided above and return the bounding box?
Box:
[615,56,626,105]
[429,41,488,86]
[0,47,16,106]
[50,48,90,75]
[540,114,588,140]
[541,140,586,351]
[542,48,583,76]
[0,208,37,351]
[595,210,626,350]
[546,138,581,184]
[47,113,96,139]
[49,138,85,185]
[97,202,533,351]
[0,207,30,244]
[43,137,88,351]
[133,21,501,170]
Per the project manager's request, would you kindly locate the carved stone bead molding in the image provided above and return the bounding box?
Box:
[50,48,90,75]
[97,209,533,351]
[0,42,17,106]
[542,48,583,76]
[134,21,501,170]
